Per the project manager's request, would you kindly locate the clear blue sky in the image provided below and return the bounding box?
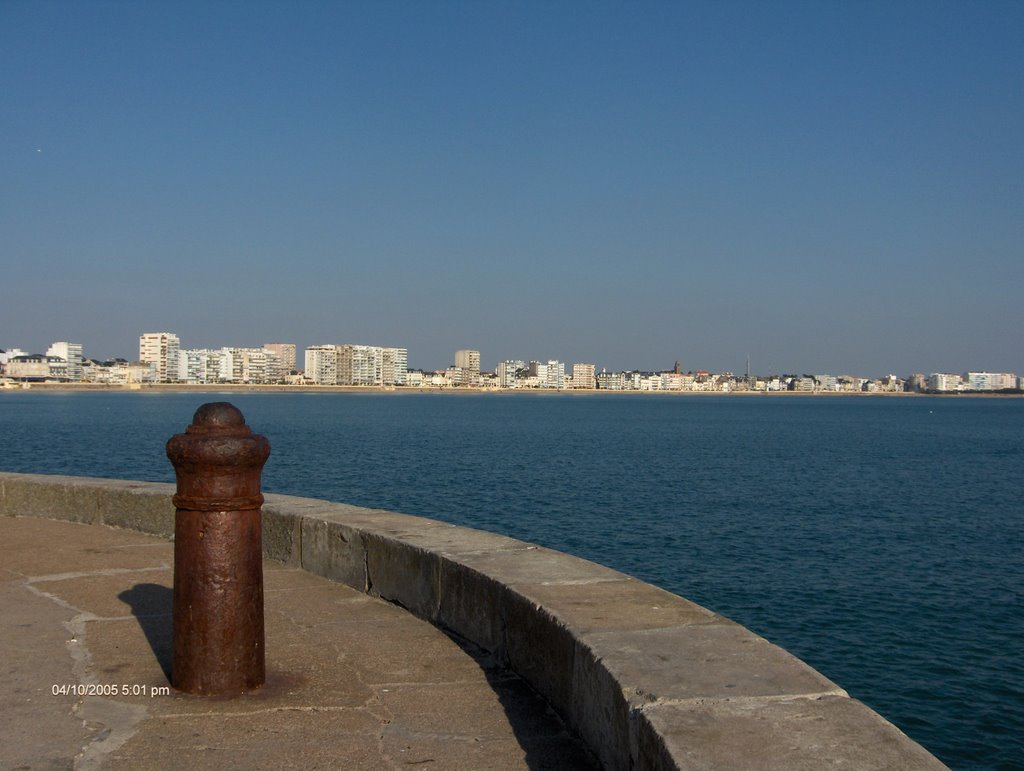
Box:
[2,1,1021,375]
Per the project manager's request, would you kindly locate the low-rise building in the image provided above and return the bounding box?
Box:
[637,373,662,391]
[836,376,863,392]
[815,374,839,392]
[596,371,626,390]
[6,354,68,381]
[878,375,905,392]
[139,332,180,383]
[82,359,155,384]
[659,372,686,391]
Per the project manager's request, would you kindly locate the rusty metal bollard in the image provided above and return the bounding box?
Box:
[166,402,270,695]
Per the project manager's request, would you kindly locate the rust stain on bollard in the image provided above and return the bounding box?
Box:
[166,402,270,696]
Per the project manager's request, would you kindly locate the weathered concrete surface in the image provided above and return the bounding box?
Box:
[635,696,947,770]
[0,516,595,770]
[0,472,948,770]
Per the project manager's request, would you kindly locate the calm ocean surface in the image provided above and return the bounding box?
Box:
[1,390,1021,769]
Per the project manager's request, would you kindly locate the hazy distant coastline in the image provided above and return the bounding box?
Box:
[4,382,1019,397]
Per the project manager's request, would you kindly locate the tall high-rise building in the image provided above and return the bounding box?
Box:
[305,345,338,384]
[338,344,379,385]
[546,360,565,389]
[381,347,408,386]
[451,350,480,386]
[139,332,180,383]
[454,349,481,374]
[264,343,297,373]
[46,341,84,381]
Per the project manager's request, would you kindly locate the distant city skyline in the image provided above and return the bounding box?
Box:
[2,3,1022,375]
[1,330,1018,383]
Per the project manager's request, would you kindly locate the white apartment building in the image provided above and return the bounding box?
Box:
[632,374,654,391]
[380,346,408,386]
[180,349,224,384]
[304,344,407,386]
[339,345,380,385]
[139,332,181,383]
[928,373,963,392]
[546,360,565,388]
[496,360,525,388]
[527,361,547,386]
[305,345,338,384]
[572,363,596,389]
[964,372,1017,391]
[46,342,84,381]
[177,347,284,384]
[224,347,283,384]
[523,360,566,387]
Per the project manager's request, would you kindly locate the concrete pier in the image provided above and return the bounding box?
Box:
[0,516,594,769]
[0,472,946,770]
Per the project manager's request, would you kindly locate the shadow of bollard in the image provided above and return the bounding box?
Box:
[117,583,173,682]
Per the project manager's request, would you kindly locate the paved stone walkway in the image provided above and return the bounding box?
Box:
[1,516,597,770]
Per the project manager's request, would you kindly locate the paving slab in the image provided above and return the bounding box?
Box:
[0,516,597,770]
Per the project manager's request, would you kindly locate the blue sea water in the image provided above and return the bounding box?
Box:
[1,390,1022,769]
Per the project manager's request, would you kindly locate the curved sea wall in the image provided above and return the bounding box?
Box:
[0,472,943,769]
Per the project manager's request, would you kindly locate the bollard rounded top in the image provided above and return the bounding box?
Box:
[167,401,270,511]
[185,402,252,436]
